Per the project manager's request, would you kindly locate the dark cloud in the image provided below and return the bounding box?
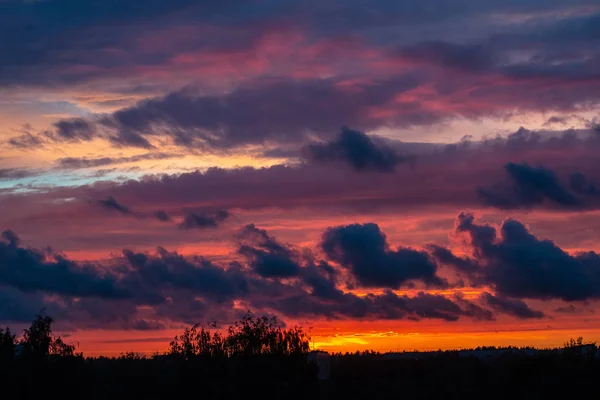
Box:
[4,127,600,226]
[42,62,600,150]
[427,244,480,274]
[399,41,495,72]
[321,222,445,289]
[96,197,178,224]
[7,132,44,149]
[395,11,600,81]
[129,319,166,331]
[0,168,39,180]
[590,118,600,133]
[0,235,247,328]
[1,0,599,149]
[349,291,483,321]
[154,210,172,222]
[93,77,424,149]
[121,247,248,303]
[379,291,467,321]
[453,294,495,321]
[0,287,55,323]
[303,127,404,172]
[0,229,126,299]
[543,116,571,126]
[56,152,180,169]
[1,230,20,247]
[0,0,241,87]
[97,196,133,215]
[179,209,231,229]
[480,292,544,319]
[52,118,97,141]
[299,261,342,300]
[107,129,154,149]
[455,212,600,301]
[257,288,493,322]
[570,172,598,196]
[478,162,581,209]
[0,224,499,329]
[236,224,301,278]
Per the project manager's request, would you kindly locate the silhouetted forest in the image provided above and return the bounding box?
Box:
[1,312,599,399]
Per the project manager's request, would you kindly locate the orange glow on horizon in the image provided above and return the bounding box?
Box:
[69,325,600,357]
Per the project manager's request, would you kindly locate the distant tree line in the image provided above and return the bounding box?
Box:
[0,311,76,364]
[1,311,600,399]
[0,310,310,364]
[168,313,310,359]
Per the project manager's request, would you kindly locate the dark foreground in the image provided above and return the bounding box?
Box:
[1,349,599,400]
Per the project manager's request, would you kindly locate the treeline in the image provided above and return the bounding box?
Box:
[1,312,600,399]
[0,313,76,362]
[168,314,310,358]
[0,312,317,399]
[0,311,312,363]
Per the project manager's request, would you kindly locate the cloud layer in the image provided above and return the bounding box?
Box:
[5,209,600,329]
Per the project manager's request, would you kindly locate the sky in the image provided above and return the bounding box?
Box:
[1,0,600,356]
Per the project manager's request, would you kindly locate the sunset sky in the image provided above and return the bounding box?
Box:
[1,0,600,356]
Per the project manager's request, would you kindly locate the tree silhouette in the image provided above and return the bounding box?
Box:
[169,324,225,359]
[224,313,310,357]
[168,312,310,359]
[50,336,76,357]
[21,313,53,359]
[0,326,16,363]
[564,337,585,348]
[20,311,76,359]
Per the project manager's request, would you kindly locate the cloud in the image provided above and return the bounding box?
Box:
[1,230,20,247]
[95,196,177,224]
[121,247,248,303]
[14,219,585,328]
[543,116,572,126]
[299,261,342,300]
[90,76,426,149]
[7,132,44,149]
[178,209,231,229]
[351,291,487,321]
[0,168,40,180]
[570,172,598,196]
[480,292,544,319]
[399,41,495,72]
[303,127,405,172]
[427,244,480,274]
[478,162,581,209]
[4,127,600,248]
[455,212,600,301]
[37,57,600,150]
[129,319,166,331]
[236,224,301,278]
[256,288,493,322]
[97,196,133,215]
[56,152,181,169]
[52,118,97,141]
[154,210,172,222]
[0,221,504,331]
[0,230,126,299]
[0,287,51,323]
[1,1,599,156]
[107,129,154,149]
[321,222,445,289]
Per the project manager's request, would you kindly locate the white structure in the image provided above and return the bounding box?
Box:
[307,351,331,380]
